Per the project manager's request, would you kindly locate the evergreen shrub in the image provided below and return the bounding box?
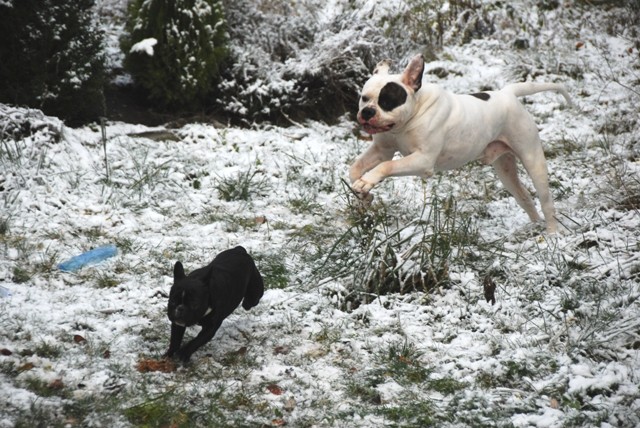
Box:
[0,0,106,126]
[121,0,227,110]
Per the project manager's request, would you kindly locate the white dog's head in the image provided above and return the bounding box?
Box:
[357,54,425,135]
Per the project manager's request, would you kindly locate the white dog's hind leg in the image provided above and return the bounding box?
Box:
[519,150,558,233]
[492,153,543,224]
[502,110,559,234]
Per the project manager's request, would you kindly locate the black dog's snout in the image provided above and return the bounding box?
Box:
[360,107,376,121]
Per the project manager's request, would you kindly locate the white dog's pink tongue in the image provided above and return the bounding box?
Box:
[363,123,391,134]
[362,123,381,134]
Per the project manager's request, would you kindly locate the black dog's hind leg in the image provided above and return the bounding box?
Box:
[176,316,224,362]
[166,323,186,358]
[242,265,264,310]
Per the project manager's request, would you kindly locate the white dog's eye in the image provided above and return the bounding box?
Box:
[361,95,369,103]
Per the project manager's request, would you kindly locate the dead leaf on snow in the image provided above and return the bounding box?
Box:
[18,362,35,372]
[274,346,290,355]
[483,275,496,305]
[266,384,284,395]
[234,346,248,356]
[49,379,64,390]
[136,358,177,373]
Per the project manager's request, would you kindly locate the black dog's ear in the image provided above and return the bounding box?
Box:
[173,261,186,280]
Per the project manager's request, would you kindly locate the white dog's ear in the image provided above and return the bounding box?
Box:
[401,54,425,92]
[373,59,392,75]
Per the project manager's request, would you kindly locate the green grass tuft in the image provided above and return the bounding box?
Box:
[215,167,270,202]
[317,183,478,310]
[255,252,290,289]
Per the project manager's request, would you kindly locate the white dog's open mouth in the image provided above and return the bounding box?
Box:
[362,122,394,135]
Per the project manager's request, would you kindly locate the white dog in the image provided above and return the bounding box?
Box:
[349,54,572,233]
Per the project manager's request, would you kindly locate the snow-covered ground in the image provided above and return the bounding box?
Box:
[1,0,639,426]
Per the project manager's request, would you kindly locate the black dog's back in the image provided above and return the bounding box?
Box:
[219,246,263,310]
[192,246,264,316]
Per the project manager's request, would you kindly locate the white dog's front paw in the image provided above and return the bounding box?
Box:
[352,178,375,194]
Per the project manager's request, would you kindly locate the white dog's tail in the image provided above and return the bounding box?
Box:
[505,82,573,107]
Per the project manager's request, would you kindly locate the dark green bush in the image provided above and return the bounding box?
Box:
[0,0,107,126]
[121,0,227,110]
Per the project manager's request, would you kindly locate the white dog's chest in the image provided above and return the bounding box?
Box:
[389,126,491,171]
[394,138,417,157]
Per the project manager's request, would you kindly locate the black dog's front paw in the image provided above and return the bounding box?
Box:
[175,349,193,364]
[164,348,191,364]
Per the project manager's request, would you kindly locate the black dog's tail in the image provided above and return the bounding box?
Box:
[242,262,264,310]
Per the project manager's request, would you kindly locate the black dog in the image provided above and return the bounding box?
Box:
[165,246,264,362]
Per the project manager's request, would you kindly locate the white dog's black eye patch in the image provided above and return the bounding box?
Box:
[469,92,491,101]
[379,82,407,111]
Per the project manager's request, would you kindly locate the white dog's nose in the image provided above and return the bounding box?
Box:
[361,107,376,121]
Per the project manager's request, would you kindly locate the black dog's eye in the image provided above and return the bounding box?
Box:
[378,82,407,112]
[169,293,182,305]
[361,95,369,103]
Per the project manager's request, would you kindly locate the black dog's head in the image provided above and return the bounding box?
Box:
[167,261,211,327]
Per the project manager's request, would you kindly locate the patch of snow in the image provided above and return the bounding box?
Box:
[130,37,157,56]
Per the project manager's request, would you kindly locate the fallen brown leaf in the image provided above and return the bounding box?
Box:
[266,384,284,395]
[49,379,64,390]
[398,355,413,365]
[17,362,35,372]
[234,346,248,356]
[136,358,177,373]
[274,346,290,355]
[483,275,496,305]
